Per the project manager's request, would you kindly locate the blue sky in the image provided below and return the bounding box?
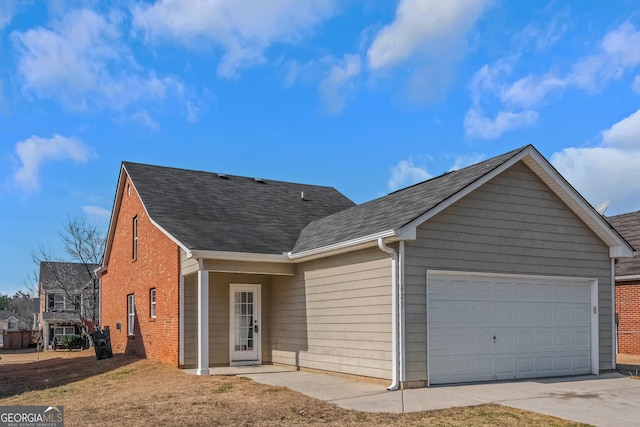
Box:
[2,0,640,296]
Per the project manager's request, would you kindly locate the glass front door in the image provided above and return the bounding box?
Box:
[230,284,260,363]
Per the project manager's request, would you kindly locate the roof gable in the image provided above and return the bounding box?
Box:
[103,163,355,264]
[291,147,524,255]
[291,145,634,260]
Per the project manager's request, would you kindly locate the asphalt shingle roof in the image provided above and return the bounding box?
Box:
[291,146,527,253]
[0,310,28,322]
[39,262,98,292]
[608,211,640,277]
[123,162,355,254]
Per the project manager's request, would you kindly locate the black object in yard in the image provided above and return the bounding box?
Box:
[91,328,114,360]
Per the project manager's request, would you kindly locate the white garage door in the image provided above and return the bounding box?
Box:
[427,271,597,385]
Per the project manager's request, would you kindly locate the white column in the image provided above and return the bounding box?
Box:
[179,274,185,367]
[197,261,210,375]
[43,322,50,349]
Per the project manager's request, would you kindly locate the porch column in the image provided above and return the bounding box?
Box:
[197,261,210,375]
[43,322,49,349]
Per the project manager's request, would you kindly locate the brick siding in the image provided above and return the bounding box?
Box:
[101,175,181,366]
[616,281,640,355]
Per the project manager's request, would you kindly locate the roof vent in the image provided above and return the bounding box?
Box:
[254,178,265,184]
[217,173,229,179]
[301,191,307,201]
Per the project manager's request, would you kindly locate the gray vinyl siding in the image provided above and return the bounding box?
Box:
[182,273,197,367]
[270,248,393,380]
[404,161,612,382]
[181,271,271,368]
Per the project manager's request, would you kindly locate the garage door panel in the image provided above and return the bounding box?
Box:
[428,272,595,384]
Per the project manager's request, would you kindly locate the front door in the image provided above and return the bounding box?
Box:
[229,284,261,365]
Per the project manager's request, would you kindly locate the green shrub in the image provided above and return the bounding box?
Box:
[60,334,82,350]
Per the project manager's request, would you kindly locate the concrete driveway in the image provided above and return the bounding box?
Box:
[241,371,640,427]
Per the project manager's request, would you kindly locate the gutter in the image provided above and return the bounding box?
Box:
[611,259,617,369]
[378,238,399,391]
[289,230,397,260]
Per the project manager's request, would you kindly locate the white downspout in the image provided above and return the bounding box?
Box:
[399,241,406,384]
[611,258,617,369]
[378,238,399,391]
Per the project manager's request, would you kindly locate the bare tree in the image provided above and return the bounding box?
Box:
[31,217,105,347]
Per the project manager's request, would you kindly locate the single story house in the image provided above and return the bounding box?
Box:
[607,211,640,355]
[99,145,635,388]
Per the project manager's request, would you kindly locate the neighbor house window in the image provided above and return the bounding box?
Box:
[8,320,16,330]
[127,294,135,336]
[150,288,156,318]
[132,216,138,260]
[54,326,75,341]
[49,294,79,311]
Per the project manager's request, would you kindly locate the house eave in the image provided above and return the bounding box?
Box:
[188,250,290,263]
[287,229,399,261]
[615,274,640,282]
[397,145,634,258]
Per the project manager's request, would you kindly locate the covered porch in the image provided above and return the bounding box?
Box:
[180,256,296,375]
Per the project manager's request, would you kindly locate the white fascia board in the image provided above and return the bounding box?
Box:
[398,145,634,258]
[287,229,397,260]
[123,166,192,256]
[188,250,290,263]
[615,274,640,281]
[523,149,634,257]
[101,166,127,271]
[102,165,192,272]
[610,246,635,258]
[399,147,531,234]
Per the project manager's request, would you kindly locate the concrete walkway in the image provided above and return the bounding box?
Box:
[241,371,640,427]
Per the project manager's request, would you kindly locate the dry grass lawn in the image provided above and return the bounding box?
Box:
[0,349,589,427]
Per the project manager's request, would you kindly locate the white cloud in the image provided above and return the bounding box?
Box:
[367,0,492,70]
[466,22,640,140]
[448,154,485,171]
[318,54,361,114]
[82,205,111,221]
[569,22,640,93]
[132,0,337,79]
[388,158,432,191]
[551,109,640,214]
[500,74,565,108]
[464,107,538,140]
[366,0,493,104]
[12,9,187,112]
[14,135,92,190]
[0,0,17,30]
[601,108,640,150]
[130,110,160,130]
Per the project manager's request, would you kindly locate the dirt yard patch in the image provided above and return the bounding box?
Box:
[0,350,588,426]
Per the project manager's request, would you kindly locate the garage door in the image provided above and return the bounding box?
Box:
[427,271,597,385]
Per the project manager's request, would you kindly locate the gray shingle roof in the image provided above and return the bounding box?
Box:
[0,310,28,322]
[123,162,355,254]
[291,146,527,253]
[39,262,98,292]
[608,211,640,277]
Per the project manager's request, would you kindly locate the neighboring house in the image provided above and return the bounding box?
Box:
[607,211,640,355]
[0,310,31,349]
[39,261,99,349]
[100,145,635,388]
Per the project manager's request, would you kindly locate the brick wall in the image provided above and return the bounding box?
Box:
[616,281,640,355]
[101,174,181,366]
